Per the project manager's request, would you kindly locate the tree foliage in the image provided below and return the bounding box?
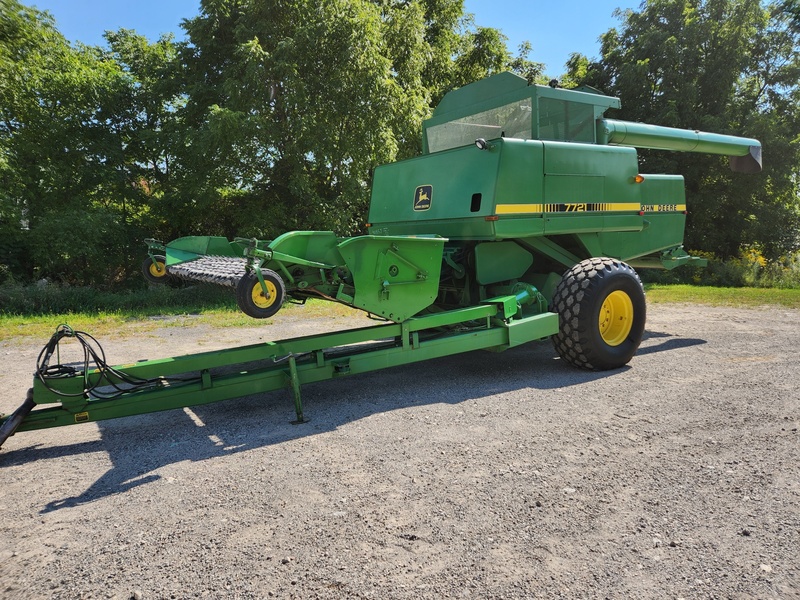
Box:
[0,0,143,284]
[567,0,800,259]
[173,0,418,239]
[0,0,798,289]
[0,0,526,287]
[170,0,527,240]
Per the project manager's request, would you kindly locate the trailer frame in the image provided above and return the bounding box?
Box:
[0,295,557,445]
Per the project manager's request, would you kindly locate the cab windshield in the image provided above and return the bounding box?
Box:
[425,99,532,153]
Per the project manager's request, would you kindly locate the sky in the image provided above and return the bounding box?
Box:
[27,0,641,75]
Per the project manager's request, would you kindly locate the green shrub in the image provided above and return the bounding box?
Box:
[640,248,800,289]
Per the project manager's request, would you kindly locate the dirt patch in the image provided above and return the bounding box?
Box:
[1,304,798,599]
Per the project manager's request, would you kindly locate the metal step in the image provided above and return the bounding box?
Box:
[167,256,247,288]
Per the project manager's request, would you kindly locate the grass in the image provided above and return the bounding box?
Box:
[0,284,797,343]
[0,295,361,342]
[645,284,800,309]
[0,310,241,343]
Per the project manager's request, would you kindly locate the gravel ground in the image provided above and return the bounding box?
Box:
[0,303,798,599]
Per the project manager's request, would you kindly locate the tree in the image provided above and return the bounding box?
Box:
[567,0,799,259]
[102,29,190,244]
[173,0,515,240]
[779,0,800,29]
[1,0,519,286]
[507,42,547,85]
[729,2,800,257]
[451,25,509,89]
[0,2,189,285]
[173,0,411,239]
[1,2,131,283]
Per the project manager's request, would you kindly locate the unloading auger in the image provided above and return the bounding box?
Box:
[1,73,761,448]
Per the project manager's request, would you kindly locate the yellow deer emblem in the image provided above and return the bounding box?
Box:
[414,185,432,211]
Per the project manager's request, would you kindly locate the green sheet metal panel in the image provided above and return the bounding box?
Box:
[474,241,534,285]
[431,72,531,119]
[368,144,500,239]
[165,236,243,265]
[494,139,543,203]
[490,139,547,239]
[540,141,643,236]
[543,141,640,201]
[493,217,545,239]
[595,174,688,261]
[267,231,345,267]
[544,173,605,205]
[337,235,446,321]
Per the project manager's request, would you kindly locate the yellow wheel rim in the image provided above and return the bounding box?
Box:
[599,290,634,346]
[251,280,277,309]
[149,261,166,278]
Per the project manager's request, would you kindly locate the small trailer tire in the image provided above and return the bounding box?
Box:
[551,257,646,370]
[236,270,286,319]
[142,255,169,284]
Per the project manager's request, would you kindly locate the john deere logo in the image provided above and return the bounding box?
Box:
[414,185,432,211]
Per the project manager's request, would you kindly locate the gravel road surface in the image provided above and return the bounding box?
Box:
[1,303,798,599]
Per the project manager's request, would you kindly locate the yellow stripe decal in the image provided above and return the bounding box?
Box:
[641,204,687,212]
[495,202,642,214]
[597,203,642,212]
[495,203,544,214]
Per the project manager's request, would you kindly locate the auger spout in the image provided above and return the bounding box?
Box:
[597,118,763,173]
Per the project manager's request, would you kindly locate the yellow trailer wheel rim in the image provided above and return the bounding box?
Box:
[251,279,277,309]
[149,261,166,278]
[599,290,634,346]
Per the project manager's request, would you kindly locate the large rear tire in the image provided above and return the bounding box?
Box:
[551,258,646,370]
[236,270,286,319]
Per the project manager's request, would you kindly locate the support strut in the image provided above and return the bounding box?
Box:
[0,389,35,448]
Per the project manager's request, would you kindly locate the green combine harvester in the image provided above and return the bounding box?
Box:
[0,73,762,447]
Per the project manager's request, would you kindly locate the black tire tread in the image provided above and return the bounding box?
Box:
[142,255,169,285]
[551,257,646,371]
[236,270,286,319]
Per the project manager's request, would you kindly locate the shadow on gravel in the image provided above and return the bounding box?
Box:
[638,330,707,357]
[1,328,705,513]
[1,440,107,464]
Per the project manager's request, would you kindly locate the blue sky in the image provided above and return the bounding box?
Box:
[28,0,640,75]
